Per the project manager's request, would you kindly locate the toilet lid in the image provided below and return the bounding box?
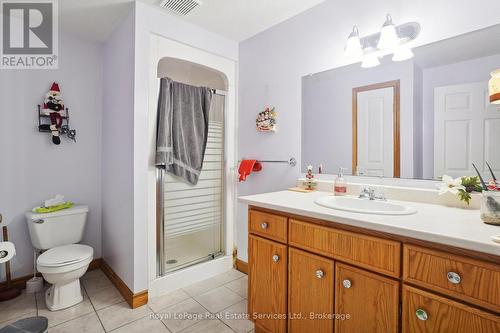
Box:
[38,244,93,267]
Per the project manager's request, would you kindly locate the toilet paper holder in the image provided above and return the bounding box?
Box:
[0,213,22,301]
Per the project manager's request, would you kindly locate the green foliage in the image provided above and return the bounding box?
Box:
[457,176,483,205]
[457,189,472,205]
[460,176,483,193]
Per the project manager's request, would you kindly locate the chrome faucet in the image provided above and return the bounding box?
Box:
[359,185,386,201]
[359,186,374,199]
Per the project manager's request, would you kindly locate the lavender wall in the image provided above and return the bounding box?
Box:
[0,33,103,280]
[237,0,500,261]
[413,64,424,178]
[101,7,136,290]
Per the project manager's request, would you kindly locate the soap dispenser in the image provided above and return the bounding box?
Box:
[334,167,347,196]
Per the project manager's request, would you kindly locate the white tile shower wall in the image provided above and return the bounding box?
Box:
[237,0,500,262]
[0,32,103,280]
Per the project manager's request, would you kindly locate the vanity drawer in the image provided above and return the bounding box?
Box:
[249,209,287,243]
[403,244,500,313]
[289,219,401,277]
[402,285,500,333]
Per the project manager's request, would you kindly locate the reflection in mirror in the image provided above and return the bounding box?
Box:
[302,24,500,180]
[352,81,400,178]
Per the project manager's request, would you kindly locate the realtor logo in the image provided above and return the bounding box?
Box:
[1,0,58,69]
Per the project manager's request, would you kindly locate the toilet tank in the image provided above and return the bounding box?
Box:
[25,205,89,250]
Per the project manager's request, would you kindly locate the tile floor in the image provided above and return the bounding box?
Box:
[0,269,254,333]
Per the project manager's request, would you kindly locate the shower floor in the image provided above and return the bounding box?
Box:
[163,228,223,273]
[165,242,210,272]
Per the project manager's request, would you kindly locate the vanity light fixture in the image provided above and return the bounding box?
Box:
[489,69,500,104]
[361,53,380,68]
[344,14,420,68]
[392,43,414,62]
[344,26,363,58]
[377,14,399,51]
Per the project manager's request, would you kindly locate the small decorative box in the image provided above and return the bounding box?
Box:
[480,191,500,226]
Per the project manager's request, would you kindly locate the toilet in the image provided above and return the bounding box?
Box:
[25,206,93,311]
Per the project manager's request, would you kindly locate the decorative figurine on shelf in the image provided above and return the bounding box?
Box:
[43,83,65,113]
[256,106,277,132]
[302,165,317,191]
[38,82,77,145]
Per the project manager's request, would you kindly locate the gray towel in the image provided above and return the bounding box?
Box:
[156,77,213,185]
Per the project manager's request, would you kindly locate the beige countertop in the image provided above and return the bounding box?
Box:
[239,190,500,257]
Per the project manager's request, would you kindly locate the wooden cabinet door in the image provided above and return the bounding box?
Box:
[335,263,399,333]
[403,244,500,313]
[288,248,334,333]
[249,235,287,333]
[403,285,500,333]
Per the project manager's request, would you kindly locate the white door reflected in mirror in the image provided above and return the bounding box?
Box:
[356,86,394,178]
[434,82,500,179]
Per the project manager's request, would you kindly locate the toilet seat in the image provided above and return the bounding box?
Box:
[38,244,93,274]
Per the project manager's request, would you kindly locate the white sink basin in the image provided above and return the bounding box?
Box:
[315,196,417,216]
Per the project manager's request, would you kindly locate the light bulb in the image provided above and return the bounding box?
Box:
[377,14,400,51]
[392,44,414,61]
[344,26,363,58]
[361,53,380,68]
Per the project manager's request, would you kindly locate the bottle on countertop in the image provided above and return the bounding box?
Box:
[334,167,347,196]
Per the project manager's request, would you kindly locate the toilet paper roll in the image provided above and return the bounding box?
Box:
[0,241,16,264]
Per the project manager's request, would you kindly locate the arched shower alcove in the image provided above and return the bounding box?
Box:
[148,36,237,296]
[157,56,228,274]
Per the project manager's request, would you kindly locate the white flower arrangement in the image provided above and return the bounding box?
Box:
[438,175,465,195]
[438,174,483,205]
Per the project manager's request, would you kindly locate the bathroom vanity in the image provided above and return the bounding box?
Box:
[241,191,500,333]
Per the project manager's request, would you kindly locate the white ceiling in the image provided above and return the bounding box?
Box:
[59,0,133,42]
[168,0,326,41]
[60,0,326,42]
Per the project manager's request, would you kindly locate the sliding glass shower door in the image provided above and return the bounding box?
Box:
[158,93,225,275]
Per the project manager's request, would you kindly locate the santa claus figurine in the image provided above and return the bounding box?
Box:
[39,82,77,145]
[43,82,64,113]
[42,83,64,145]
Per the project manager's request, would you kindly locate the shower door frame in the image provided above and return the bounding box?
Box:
[148,34,236,297]
[156,90,227,276]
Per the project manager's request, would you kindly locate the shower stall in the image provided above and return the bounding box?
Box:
[146,33,237,297]
[157,90,227,274]
[148,36,236,296]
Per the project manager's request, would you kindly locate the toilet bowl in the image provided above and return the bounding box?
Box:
[37,244,93,311]
[26,205,93,311]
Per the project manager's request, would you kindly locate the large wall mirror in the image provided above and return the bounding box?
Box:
[302,24,500,180]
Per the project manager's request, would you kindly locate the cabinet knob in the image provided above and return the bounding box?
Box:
[342,279,351,289]
[272,254,280,263]
[0,213,2,224]
[415,309,428,321]
[260,222,268,230]
[447,271,461,284]
[315,270,324,279]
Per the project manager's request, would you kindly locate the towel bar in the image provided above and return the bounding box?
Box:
[239,157,296,167]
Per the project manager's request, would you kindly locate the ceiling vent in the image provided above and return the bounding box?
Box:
[159,0,202,16]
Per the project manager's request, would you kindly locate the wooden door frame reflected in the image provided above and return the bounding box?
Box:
[352,80,401,178]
